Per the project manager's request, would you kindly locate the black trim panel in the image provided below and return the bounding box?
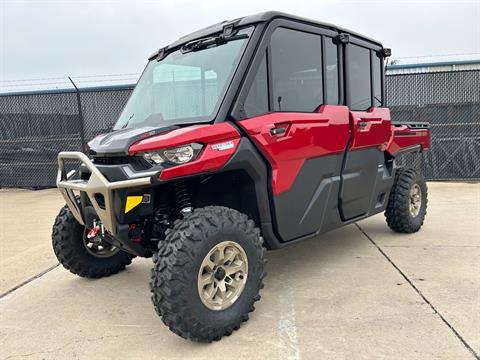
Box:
[339,148,384,220]
[391,144,422,157]
[222,138,273,230]
[273,155,343,241]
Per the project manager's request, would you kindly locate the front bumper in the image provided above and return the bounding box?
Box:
[56,151,152,236]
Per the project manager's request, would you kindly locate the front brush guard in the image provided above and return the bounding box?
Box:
[56,152,152,237]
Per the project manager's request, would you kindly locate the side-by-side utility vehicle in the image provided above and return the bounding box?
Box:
[53,12,430,342]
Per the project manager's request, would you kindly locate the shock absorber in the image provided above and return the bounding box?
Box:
[154,190,171,227]
[173,181,193,216]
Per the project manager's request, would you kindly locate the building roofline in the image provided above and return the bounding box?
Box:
[387,59,480,70]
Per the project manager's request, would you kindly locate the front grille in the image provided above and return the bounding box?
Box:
[93,156,130,165]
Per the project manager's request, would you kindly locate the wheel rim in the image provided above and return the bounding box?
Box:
[83,229,120,258]
[197,241,248,311]
[409,184,422,217]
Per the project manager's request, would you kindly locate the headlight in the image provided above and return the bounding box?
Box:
[143,152,164,164]
[142,143,202,165]
[163,145,194,164]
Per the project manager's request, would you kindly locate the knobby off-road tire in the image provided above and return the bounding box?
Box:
[52,205,135,278]
[385,167,428,233]
[150,206,266,342]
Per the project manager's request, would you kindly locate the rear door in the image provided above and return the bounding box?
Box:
[339,42,392,220]
[236,24,350,242]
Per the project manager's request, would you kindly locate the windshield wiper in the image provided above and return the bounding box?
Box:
[121,113,135,129]
[181,33,248,54]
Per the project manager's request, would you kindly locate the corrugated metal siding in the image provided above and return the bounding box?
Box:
[387,61,480,74]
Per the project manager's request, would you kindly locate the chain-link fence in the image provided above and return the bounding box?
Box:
[0,85,133,187]
[0,70,479,188]
[387,70,480,180]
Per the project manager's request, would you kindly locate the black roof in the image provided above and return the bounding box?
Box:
[165,11,383,51]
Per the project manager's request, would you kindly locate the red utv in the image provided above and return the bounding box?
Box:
[53,11,430,342]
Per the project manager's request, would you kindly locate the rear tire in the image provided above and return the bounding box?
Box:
[385,167,428,233]
[52,205,135,278]
[150,206,266,342]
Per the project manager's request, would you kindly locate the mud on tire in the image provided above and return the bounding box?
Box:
[150,206,266,342]
[52,205,135,278]
[385,167,428,233]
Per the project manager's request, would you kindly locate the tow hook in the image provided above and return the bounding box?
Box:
[87,226,100,239]
[87,220,105,239]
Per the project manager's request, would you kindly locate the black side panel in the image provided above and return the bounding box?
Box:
[323,151,394,232]
[273,155,343,241]
[368,159,395,215]
[339,148,383,220]
[222,138,275,241]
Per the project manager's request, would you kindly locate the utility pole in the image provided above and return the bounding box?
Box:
[68,77,86,151]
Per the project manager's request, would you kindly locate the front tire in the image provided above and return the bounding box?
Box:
[150,206,266,342]
[385,168,428,233]
[52,205,135,278]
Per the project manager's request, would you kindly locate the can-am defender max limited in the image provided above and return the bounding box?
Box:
[53,11,430,342]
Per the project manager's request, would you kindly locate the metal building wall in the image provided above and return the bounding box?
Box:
[387,60,480,74]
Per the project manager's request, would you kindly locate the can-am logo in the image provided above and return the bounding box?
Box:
[211,141,234,151]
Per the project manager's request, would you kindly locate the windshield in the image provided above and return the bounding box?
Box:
[113,27,253,130]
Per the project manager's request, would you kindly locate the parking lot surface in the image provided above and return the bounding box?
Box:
[0,183,479,359]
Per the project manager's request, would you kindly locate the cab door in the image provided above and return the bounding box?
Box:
[235,25,350,242]
[339,42,391,220]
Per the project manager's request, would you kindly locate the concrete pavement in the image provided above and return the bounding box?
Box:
[0,183,479,359]
[0,189,62,295]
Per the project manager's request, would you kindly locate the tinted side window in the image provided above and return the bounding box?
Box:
[347,44,371,110]
[270,28,322,112]
[244,53,268,118]
[324,37,339,105]
[373,52,382,107]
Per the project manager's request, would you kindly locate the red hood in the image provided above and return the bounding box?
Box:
[128,123,239,155]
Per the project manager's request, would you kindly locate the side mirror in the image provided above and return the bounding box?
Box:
[381,48,392,58]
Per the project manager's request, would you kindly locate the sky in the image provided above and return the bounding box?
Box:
[1,0,479,88]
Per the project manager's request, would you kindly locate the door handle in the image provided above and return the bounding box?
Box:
[270,127,286,136]
[358,121,368,128]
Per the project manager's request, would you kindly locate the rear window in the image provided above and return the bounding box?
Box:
[324,37,339,105]
[373,52,383,107]
[347,44,372,111]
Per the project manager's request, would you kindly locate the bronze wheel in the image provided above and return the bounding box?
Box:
[197,241,248,311]
[409,184,422,217]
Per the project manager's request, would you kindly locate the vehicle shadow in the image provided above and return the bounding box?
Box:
[265,223,371,279]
